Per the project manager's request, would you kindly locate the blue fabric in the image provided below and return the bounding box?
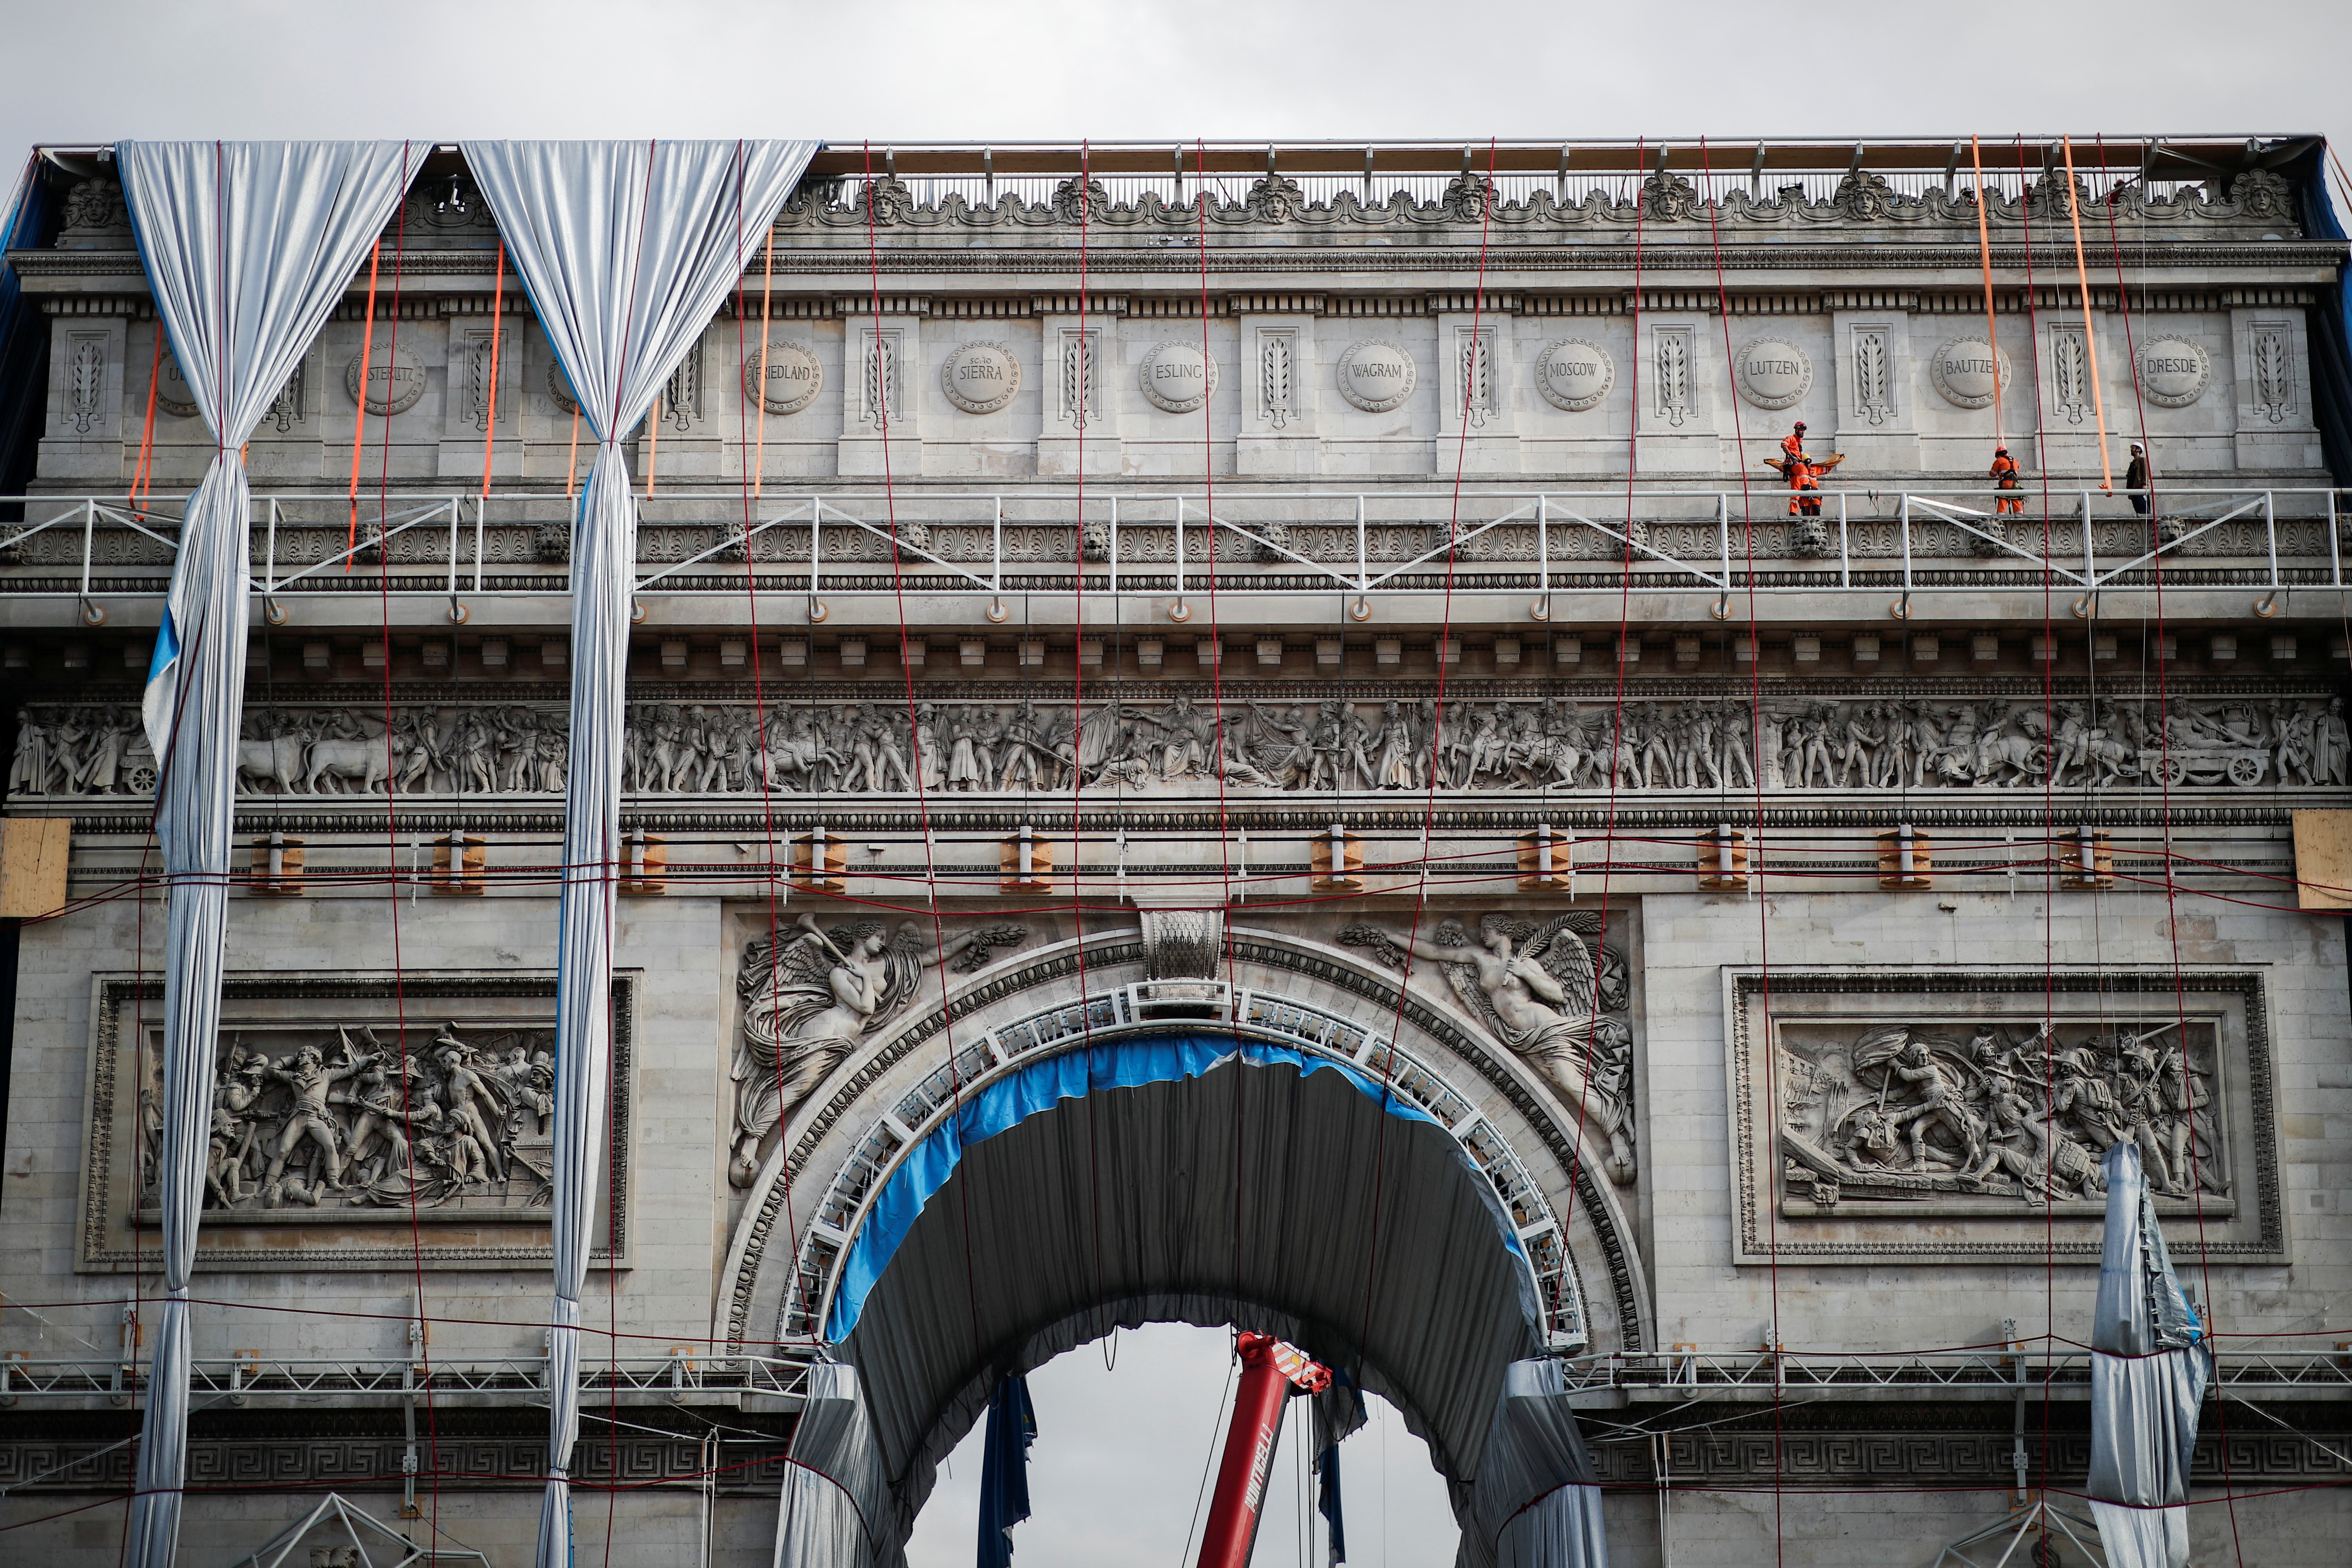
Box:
[2298,155,2352,486]
[1317,1441,1345,1565]
[827,1035,1493,1342]
[976,1374,1035,1568]
[0,154,64,503]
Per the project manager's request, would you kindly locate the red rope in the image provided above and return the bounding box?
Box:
[1701,133,1783,1566]
[2100,130,2248,1568]
[865,139,989,1372]
[365,141,441,1545]
[1358,136,1498,1379]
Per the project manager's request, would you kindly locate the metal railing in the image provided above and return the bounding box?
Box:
[783,978,1590,1352]
[4,487,2341,621]
[1559,1344,2352,1398]
[0,1348,812,1406]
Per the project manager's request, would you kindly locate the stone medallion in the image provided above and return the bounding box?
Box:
[154,352,199,419]
[1139,340,1218,413]
[1927,338,2014,410]
[940,340,1021,415]
[546,361,580,416]
[1534,339,1614,412]
[344,344,426,416]
[2138,337,2211,408]
[1336,339,1417,413]
[744,340,824,416]
[1733,338,1812,410]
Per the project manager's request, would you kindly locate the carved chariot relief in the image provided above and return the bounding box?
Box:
[14,690,2348,802]
[79,971,635,1272]
[1727,970,2281,1264]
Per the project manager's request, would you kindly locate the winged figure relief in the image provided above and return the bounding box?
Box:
[1339,911,1637,1184]
[730,915,1025,1186]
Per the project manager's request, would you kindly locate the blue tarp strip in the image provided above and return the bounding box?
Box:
[2298,156,2352,487]
[826,1033,1510,1342]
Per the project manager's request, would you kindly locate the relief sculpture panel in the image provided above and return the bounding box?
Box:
[14,689,2348,802]
[79,971,633,1272]
[1726,969,2281,1264]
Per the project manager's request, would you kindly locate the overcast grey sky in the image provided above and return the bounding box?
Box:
[12,3,2341,1565]
[4,0,2349,159]
[903,1323,1458,1568]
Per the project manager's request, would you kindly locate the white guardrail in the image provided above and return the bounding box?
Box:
[3,487,2346,622]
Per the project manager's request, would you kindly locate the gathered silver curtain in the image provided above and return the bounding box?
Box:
[457,137,817,1568]
[113,139,416,1568]
[1466,1358,1611,1568]
[2088,1142,2212,1568]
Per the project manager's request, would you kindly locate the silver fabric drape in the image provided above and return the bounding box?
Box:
[2088,1142,2211,1568]
[774,1362,893,1568]
[113,139,414,1568]
[458,138,816,1568]
[1464,1359,1610,1568]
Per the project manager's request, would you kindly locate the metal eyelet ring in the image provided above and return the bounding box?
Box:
[806,599,829,624]
[447,600,471,625]
[263,597,289,627]
[1528,599,1551,621]
[1889,596,1912,621]
[2254,595,2280,619]
[1168,600,1193,623]
[631,599,649,624]
[1709,596,1732,621]
[1347,599,1373,623]
[2071,596,2095,620]
[79,599,107,627]
[986,600,1011,624]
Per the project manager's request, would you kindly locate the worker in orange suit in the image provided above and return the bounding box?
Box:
[1990,446,2024,515]
[1780,422,1812,516]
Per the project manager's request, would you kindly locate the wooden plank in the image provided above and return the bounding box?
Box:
[0,817,71,919]
[2291,809,2352,911]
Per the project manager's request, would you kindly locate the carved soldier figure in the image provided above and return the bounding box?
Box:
[260,1041,374,1196]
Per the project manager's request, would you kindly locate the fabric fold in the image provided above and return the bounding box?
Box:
[2087,1142,2211,1568]
[113,139,415,1568]
[458,137,817,1568]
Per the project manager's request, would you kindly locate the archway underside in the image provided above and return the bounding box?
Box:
[837,1053,1545,1549]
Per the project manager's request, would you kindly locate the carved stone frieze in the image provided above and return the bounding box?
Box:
[14,689,2348,802]
[1340,911,1636,1182]
[758,161,2303,238]
[78,971,634,1272]
[731,915,1028,1184]
[1726,969,2282,1263]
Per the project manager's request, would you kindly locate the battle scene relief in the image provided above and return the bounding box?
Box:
[13,689,2347,801]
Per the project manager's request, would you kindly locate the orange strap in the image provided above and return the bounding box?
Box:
[753,216,774,499]
[1970,136,2004,452]
[130,325,162,513]
[2059,137,2116,492]
[345,236,384,561]
[565,404,581,498]
[646,396,660,496]
[478,239,505,500]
